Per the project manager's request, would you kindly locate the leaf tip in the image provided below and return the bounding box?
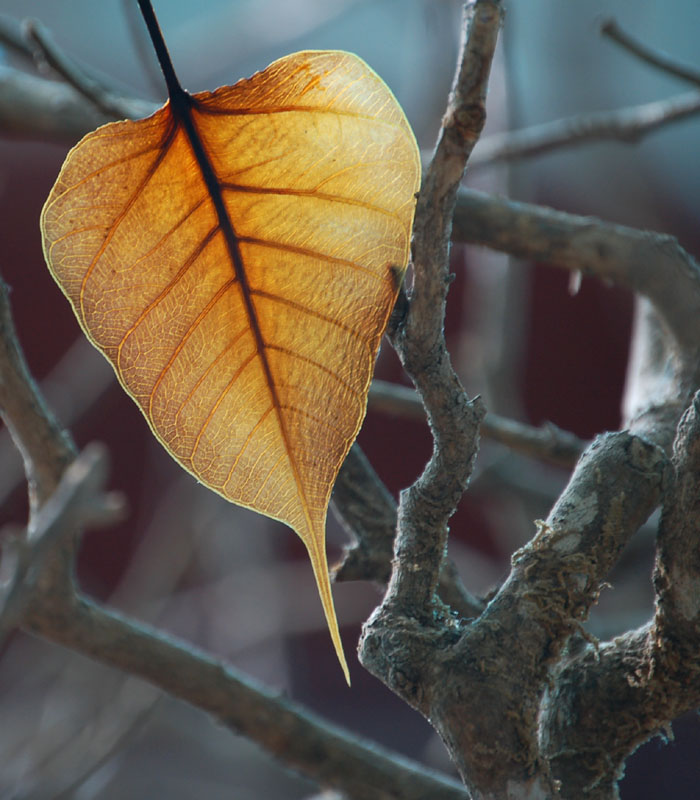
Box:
[304,529,351,685]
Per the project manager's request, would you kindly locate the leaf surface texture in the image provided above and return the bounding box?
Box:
[41,51,420,682]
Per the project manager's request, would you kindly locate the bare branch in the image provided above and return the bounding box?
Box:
[360,3,518,793]
[656,392,700,630]
[0,276,75,510]
[0,13,32,60]
[0,66,155,143]
[540,394,700,797]
[601,18,700,88]
[0,273,466,800]
[23,18,152,120]
[377,0,500,614]
[428,432,666,796]
[332,445,484,620]
[23,594,468,800]
[0,445,123,645]
[369,379,586,467]
[453,188,700,360]
[331,444,397,586]
[453,189,700,457]
[470,92,700,168]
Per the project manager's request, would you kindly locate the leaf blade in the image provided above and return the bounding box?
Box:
[41,50,420,683]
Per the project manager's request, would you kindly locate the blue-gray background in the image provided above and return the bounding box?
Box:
[1,1,699,797]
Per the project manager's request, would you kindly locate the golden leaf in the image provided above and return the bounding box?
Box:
[41,50,420,683]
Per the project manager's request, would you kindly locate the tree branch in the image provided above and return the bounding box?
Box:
[452,188,700,360]
[601,18,700,88]
[0,65,155,143]
[0,13,32,59]
[469,92,700,168]
[0,276,467,798]
[0,277,75,511]
[368,379,586,467]
[23,18,151,120]
[465,17,700,169]
[331,444,485,620]
[0,445,123,645]
[359,0,510,792]
[354,6,697,796]
[377,0,499,614]
[453,188,700,456]
[331,444,397,587]
[24,594,468,800]
[539,393,700,798]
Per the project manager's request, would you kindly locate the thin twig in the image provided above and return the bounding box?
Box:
[331,444,397,586]
[0,445,123,645]
[601,18,700,88]
[0,14,33,60]
[0,276,75,511]
[0,66,156,143]
[470,92,700,168]
[368,379,586,467]
[23,18,153,120]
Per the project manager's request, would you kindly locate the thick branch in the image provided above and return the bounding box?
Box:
[452,188,700,360]
[363,429,666,798]
[540,398,700,797]
[380,0,499,614]
[655,392,700,629]
[24,594,467,800]
[457,433,666,794]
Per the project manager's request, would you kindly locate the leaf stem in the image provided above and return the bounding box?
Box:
[136,0,187,103]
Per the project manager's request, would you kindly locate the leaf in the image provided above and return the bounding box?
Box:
[41,50,420,683]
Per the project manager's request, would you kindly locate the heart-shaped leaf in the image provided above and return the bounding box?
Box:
[41,49,420,683]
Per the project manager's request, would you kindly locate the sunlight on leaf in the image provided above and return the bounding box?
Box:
[41,50,420,683]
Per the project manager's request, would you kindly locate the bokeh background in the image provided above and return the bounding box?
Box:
[1,1,700,797]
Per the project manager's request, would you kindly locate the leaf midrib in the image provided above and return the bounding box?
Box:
[169,91,312,527]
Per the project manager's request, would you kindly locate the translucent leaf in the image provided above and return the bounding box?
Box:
[41,51,420,683]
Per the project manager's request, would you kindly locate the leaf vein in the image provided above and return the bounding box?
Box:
[189,348,257,466]
[238,235,386,282]
[250,288,366,342]
[221,181,401,221]
[148,275,237,416]
[116,225,220,375]
[78,120,178,322]
[222,405,276,494]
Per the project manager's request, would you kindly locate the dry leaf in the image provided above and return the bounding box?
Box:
[41,50,420,683]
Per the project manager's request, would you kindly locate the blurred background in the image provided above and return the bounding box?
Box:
[1,0,700,797]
